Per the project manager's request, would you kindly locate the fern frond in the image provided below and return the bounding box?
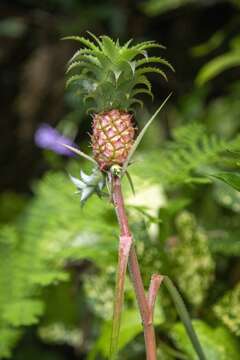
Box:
[132,123,240,187]
[0,167,119,357]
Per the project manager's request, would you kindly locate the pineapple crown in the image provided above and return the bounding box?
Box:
[64,32,173,113]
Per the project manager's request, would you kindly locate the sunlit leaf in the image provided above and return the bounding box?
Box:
[196,52,240,86]
[211,172,240,192]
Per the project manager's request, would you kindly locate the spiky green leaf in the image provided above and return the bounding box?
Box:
[66,74,88,88]
[100,35,119,59]
[136,56,175,71]
[63,36,98,50]
[136,66,168,81]
[164,277,207,360]
[65,33,172,112]
[134,75,152,91]
[131,87,154,99]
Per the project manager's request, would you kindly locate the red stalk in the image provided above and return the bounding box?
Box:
[110,234,132,359]
[112,175,158,360]
[147,274,164,323]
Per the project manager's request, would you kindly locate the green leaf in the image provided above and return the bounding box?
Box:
[66,57,101,73]
[118,48,141,62]
[90,306,163,359]
[64,34,171,112]
[131,123,240,188]
[209,230,240,256]
[61,144,97,164]
[142,0,191,16]
[88,309,141,360]
[136,56,175,72]
[30,271,69,286]
[122,93,172,175]
[65,74,87,88]
[129,98,144,108]
[191,30,225,57]
[214,283,240,336]
[163,277,207,360]
[0,167,117,357]
[211,172,240,192]
[184,177,212,185]
[196,51,240,85]
[62,36,98,50]
[0,328,21,358]
[123,39,133,48]
[3,300,44,326]
[134,75,152,91]
[125,171,135,195]
[86,31,102,48]
[213,182,240,213]
[136,66,168,81]
[132,40,156,49]
[66,60,87,73]
[131,87,153,99]
[68,48,97,64]
[100,35,119,59]
[135,42,166,51]
[172,320,240,360]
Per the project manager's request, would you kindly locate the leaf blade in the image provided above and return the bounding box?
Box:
[210,172,240,192]
[60,143,97,165]
[163,276,207,360]
[122,93,172,175]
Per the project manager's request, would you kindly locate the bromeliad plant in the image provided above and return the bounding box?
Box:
[63,33,206,360]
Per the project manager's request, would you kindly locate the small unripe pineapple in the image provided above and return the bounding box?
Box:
[65,32,173,171]
[91,110,135,170]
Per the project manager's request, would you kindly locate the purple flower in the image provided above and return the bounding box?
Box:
[34,123,77,156]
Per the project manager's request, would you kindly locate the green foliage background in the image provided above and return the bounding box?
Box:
[1,0,240,359]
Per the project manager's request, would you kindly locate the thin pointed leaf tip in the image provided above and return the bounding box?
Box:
[64,33,173,113]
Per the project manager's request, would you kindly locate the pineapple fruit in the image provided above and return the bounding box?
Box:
[65,33,172,201]
[65,33,172,168]
[91,109,135,170]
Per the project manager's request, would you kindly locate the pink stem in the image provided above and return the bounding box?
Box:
[147,274,164,323]
[110,235,132,359]
[112,175,158,360]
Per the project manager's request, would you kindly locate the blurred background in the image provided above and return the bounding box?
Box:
[0,0,240,359]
